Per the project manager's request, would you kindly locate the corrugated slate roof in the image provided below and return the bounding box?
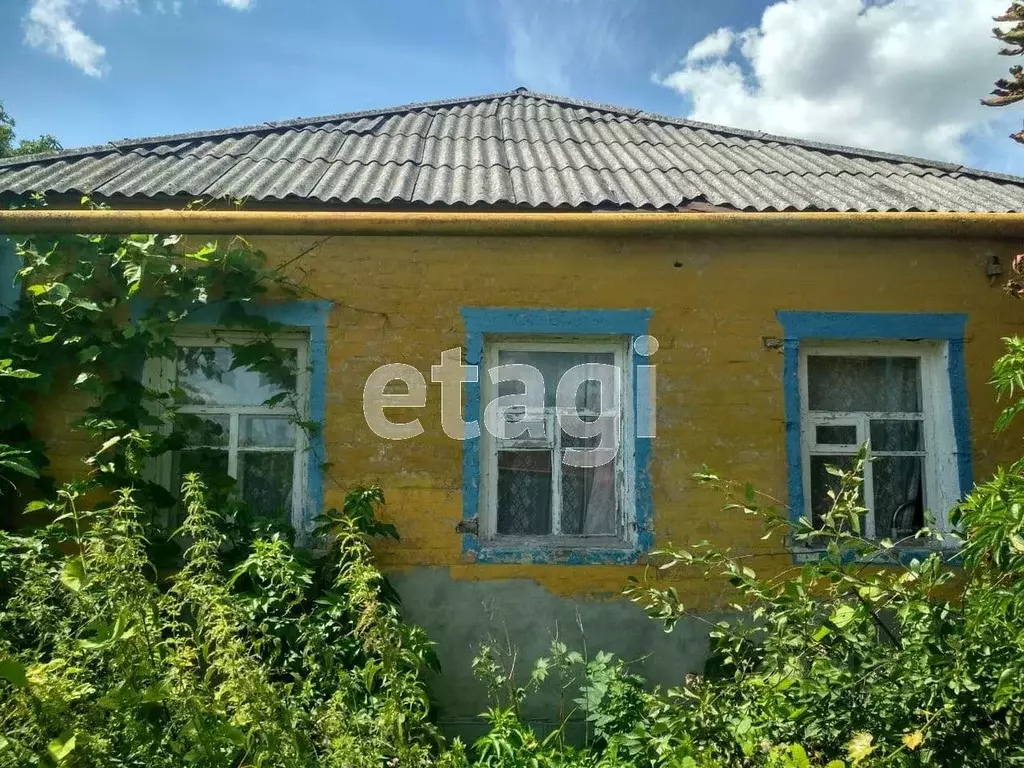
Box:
[3,88,1024,212]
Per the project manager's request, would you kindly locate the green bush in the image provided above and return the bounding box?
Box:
[462,341,1024,767]
[0,478,467,767]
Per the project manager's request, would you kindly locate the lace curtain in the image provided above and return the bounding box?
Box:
[495,350,618,536]
[807,355,923,537]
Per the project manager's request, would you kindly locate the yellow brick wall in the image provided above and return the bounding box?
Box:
[33,233,1024,608]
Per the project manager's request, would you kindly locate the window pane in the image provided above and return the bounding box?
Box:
[561,460,616,535]
[872,455,924,539]
[807,356,921,413]
[808,454,858,528]
[496,450,552,535]
[239,452,295,519]
[175,346,297,407]
[495,406,549,444]
[173,448,229,494]
[497,350,615,408]
[560,430,602,449]
[869,420,923,452]
[240,415,296,448]
[177,413,229,447]
[815,424,857,445]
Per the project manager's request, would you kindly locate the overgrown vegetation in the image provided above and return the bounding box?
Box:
[0,201,465,765]
[0,479,460,766]
[2,213,1024,765]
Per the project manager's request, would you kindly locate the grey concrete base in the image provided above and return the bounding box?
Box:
[389,567,720,743]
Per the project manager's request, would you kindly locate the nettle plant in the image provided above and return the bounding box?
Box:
[0,204,467,767]
[618,385,1024,765]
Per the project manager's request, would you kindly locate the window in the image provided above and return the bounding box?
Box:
[146,331,309,526]
[800,343,957,540]
[480,340,632,545]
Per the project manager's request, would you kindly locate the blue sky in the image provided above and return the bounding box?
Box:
[2,0,1024,175]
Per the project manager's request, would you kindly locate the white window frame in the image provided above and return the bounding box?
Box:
[478,337,636,548]
[799,340,959,539]
[143,329,310,530]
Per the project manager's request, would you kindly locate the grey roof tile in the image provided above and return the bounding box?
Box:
[419,136,506,169]
[2,89,1024,212]
[412,165,515,205]
[335,132,425,166]
[425,112,502,140]
[203,158,331,200]
[309,160,420,203]
[95,154,236,198]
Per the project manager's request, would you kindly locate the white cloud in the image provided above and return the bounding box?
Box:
[684,27,733,64]
[24,0,108,77]
[659,0,1014,163]
[24,0,249,76]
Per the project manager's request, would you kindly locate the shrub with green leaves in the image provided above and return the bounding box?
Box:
[0,209,467,766]
[459,340,1024,767]
[0,478,464,767]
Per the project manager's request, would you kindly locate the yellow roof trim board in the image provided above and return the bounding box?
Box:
[3,209,1024,238]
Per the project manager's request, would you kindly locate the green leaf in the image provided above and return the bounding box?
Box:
[829,604,857,629]
[188,242,219,262]
[60,559,90,593]
[1010,534,1024,555]
[789,744,811,768]
[0,360,40,378]
[744,482,755,502]
[0,659,28,688]
[71,298,101,313]
[47,732,76,763]
[0,448,39,479]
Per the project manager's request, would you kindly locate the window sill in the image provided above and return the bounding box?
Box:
[790,538,962,566]
[467,535,646,564]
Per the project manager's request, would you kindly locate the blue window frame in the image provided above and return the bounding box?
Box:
[460,307,654,564]
[777,311,971,561]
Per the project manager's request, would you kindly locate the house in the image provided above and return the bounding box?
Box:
[2,88,1024,736]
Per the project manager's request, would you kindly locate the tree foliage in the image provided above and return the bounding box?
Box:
[0,103,60,159]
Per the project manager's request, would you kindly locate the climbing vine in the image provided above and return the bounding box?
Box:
[0,196,309,531]
[0,199,466,766]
